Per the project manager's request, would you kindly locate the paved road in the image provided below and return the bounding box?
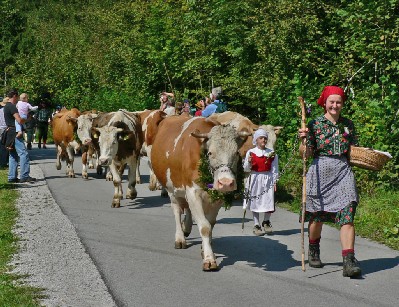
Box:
[31,145,398,307]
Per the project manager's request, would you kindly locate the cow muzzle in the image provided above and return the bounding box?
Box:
[215,178,236,192]
[98,157,110,166]
[83,138,92,145]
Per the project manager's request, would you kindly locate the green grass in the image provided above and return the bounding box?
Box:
[0,169,43,306]
[276,178,399,251]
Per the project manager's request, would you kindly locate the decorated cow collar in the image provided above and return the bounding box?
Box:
[197,149,244,209]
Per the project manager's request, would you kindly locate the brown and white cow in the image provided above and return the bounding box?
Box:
[135,109,166,190]
[51,108,81,177]
[76,111,106,178]
[209,111,283,155]
[151,116,251,271]
[93,110,143,208]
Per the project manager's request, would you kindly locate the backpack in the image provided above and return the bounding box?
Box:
[214,101,227,113]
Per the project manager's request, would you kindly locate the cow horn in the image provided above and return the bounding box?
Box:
[238,130,252,137]
[191,130,209,139]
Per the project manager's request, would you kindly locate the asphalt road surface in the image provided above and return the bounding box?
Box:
[30,145,398,307]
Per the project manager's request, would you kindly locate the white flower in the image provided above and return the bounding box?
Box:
[265,151,275,158]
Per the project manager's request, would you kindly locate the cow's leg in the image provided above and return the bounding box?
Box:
[81,150,88,179]
[148,160,159,191]
[56,145,62,170]
[88,146,95,169]
[66,145,75,178]
[110,162,122,208]
[170,194,187,249]
[126,159,138,200]
[186,188,219,271]
[135,156,141,184]
[182,208,193,237]
[105,166,113,181]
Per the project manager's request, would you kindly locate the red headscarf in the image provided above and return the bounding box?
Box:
[317,86,346,107]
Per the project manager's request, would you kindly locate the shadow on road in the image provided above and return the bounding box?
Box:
[361,256,399,276]
[214,236,300,272]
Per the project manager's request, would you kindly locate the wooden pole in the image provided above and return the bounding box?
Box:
[298,96,307,272]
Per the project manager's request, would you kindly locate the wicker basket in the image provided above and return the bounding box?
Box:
[349,146,391,171]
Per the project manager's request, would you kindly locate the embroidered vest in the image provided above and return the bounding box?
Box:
[250,152,274,172]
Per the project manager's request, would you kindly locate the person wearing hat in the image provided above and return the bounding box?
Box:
[298,85,361,277]
[0,97,9,167]
[243,128,279,236]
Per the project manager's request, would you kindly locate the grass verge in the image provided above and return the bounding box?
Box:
[277,183,399,251]
[0,169,43,306]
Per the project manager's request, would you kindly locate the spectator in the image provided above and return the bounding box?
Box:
[159,92,175,111]
[194,99,205,117]
[201,94,217,117]
[0,97,9,167]
[2,89,36,183]
[36,100,53,149]
[181,99,191,115]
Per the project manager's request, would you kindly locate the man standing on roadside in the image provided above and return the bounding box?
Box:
[3,89,36,183]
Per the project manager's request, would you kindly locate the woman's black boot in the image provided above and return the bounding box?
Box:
[343,252,362,277]
[308,243,324,268]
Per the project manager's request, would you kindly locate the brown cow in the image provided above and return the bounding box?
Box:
[151,116,251,271]
[209,111,283,155]
[51,108,81,177]
[93,110,143,207]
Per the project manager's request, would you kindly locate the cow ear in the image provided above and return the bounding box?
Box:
[274,126,284,135]
[205,118,220,126]
[67,115,78,123]
[92,127,100,138]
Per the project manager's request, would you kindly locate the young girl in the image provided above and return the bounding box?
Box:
[243,128,279,236]
[15,93,38,138]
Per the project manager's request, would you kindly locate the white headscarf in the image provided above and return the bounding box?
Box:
[252,128,268,145]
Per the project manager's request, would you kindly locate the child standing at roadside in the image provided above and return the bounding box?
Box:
[243,128,279,236]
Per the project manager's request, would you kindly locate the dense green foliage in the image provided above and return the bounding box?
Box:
[1,1,398,193]
[0,170,43,305]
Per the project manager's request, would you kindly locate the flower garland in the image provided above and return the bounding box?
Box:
[196,149,244,209]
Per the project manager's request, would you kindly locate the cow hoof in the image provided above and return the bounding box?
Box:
[82,173,88,179]
[68,173,75,178]
[202,261,219,272]
[174,241,187,249]
[161,190,168,198]
[56,164,61,170]
[126,191,137,199]
[112,200,120,208]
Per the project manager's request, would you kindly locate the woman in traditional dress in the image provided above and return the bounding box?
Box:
[298,85,361,277]
[243,128,279,236]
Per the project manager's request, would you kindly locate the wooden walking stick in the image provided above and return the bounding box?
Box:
[298,96,307,272]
